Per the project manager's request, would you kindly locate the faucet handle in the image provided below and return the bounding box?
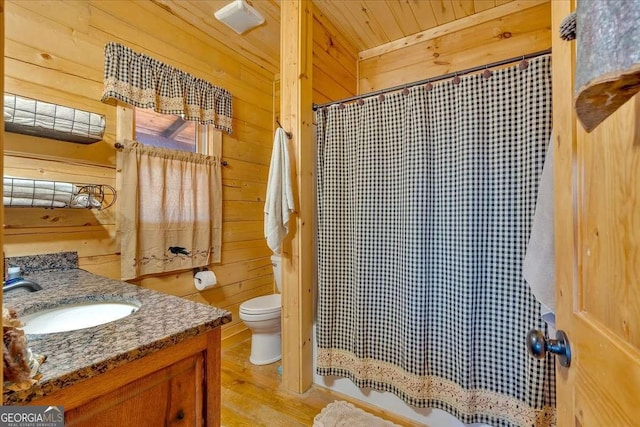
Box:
[7,266,22,280]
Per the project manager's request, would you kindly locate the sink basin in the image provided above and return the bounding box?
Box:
[21,301,140,334]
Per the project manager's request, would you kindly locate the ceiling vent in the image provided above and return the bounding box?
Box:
[214,0,265,35]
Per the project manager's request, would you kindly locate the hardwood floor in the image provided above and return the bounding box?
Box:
[220,339,423,427]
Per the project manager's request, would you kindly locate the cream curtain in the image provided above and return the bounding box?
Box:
[119,142,221,280]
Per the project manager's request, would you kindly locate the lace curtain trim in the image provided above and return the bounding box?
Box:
[317,349,556,427]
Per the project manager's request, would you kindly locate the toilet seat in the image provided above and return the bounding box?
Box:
[239,294,281,316]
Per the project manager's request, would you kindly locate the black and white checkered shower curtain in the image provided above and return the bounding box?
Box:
[316,55,555,427]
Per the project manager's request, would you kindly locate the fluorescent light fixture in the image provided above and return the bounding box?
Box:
[214,0,265,34]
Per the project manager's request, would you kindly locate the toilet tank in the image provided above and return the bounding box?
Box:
[271,255,282,292]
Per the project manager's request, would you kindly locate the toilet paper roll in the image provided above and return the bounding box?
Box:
[194,270,217,291]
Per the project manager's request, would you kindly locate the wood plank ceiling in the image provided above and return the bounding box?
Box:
[314,0,514,52]
[155,0,514,75]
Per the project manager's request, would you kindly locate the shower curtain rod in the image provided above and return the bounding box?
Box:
[312,48,552,111]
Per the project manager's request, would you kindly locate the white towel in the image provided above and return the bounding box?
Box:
[4,177,75,193]
[264,128,295,254]
[523,135,556,332]
[4,187,73,203]
[70,194,102,209]
[3,197,67,208]
[4,94,105,140]
[3,178,76,206]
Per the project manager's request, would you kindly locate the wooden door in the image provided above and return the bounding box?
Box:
[553,1,640,426]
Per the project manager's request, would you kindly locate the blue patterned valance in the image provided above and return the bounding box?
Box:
[101,42,233,134]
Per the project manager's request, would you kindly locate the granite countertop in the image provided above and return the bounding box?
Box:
[3,267,232,404]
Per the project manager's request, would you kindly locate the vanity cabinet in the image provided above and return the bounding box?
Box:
[29,328,221,427]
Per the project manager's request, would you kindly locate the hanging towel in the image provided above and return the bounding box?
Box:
[264,128,295,254]
[523,135,556,331]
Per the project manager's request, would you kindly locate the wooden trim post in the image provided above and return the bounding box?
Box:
[280,0,314,393]
[552,0,577,425]
[1,0,5,385]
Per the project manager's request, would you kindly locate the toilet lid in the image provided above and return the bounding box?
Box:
[240,294,281,315]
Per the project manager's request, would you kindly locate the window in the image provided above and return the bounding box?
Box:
[131,107,221,157]
[135,107,200,153]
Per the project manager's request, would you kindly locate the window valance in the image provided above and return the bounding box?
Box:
[101,42,233,134]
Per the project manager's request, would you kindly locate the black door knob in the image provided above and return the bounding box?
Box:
[526,329,572,368]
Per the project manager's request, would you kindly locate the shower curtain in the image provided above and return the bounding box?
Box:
[315,55,555,427]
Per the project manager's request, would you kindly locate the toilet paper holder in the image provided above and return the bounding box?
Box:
[193,266,209,275]
[192,267,217,291]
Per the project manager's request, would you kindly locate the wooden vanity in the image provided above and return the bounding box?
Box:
[3,261,231,427]
[31,330,221,426]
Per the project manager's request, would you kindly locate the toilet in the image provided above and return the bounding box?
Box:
[239,254,282,365]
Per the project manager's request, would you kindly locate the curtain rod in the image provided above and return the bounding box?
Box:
[312,48,552,111]
[113,142,229,166]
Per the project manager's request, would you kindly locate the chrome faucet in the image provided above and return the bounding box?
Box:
[3,278,42,293]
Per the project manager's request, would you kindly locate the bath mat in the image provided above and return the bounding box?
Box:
[313,401,402,427]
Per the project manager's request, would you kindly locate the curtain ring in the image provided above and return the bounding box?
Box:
[424,82,433,91]
[357,99,364,106]
[452,74,461,85]
[339,103,345,110]
[402,87,410,96]
[482,65,493,79]
[378,94,385,102]
[519,56,529,70]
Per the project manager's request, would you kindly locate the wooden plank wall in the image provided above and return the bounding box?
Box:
[358,1,551,92]
[3,0,275,343]
[312,3,358,104]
